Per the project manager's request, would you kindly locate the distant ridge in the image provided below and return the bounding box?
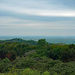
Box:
[0,36,75,44]
[0,38,37,45]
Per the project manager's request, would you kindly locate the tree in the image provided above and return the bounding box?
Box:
[37,39,48,46]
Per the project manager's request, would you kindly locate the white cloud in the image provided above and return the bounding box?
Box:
[0,17,75,30]
[0,0,75,17]
[0,0,75,36]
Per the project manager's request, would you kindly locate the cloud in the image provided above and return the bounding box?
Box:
[0,17,75,30]
[0,0,75,17]
[0,0,75,36]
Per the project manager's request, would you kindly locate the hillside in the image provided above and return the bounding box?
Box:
[0,39,75,75]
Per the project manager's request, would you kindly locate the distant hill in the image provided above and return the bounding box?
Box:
[0,36,75,44]
[0,38,37,45]
[7,38,25,42]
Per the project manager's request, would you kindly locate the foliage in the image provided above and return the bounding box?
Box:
[0,38,75,75]
[0,58,10,72]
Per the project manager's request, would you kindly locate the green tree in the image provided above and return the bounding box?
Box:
[37,39,47,46]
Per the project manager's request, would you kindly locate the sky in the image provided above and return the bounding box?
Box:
[0,0,75,36]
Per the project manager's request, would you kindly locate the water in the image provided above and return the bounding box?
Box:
[0,36,75,44]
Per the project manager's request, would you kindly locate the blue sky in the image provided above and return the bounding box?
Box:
[0,0,75,36]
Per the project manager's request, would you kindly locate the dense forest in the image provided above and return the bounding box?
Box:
[0,38,75,75]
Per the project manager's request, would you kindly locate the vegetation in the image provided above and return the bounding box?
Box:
[0,38,75,75]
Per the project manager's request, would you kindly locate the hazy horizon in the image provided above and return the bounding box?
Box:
[0,36,75,44]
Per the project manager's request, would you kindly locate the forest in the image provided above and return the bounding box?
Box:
[0,38,75,75]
